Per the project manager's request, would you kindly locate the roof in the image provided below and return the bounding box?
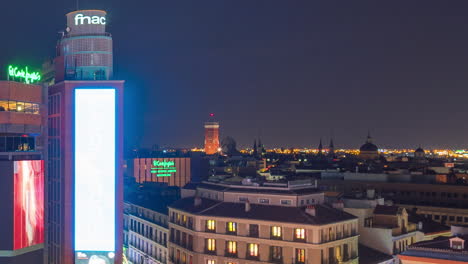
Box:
[196,182,322,196]
[358,244,393,264]
[373,205,403,216]
[400,235,468,262]
[360,142,378,152]
[407,211,450,235]
[169,197,357,225]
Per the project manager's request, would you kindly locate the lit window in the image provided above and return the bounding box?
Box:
[296,249,305,263]
[206,238,216,252]
[271,226,282,239]
[207,260,215,264]
[248,243,259,257]
[16,101,24,112]
[227,222,237,233]
[206,220,216,231]
[259,198,270,204]
[295,228,305,240]
[226,241,237,254]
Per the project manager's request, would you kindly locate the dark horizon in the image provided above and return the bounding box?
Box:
[2,0,468,149]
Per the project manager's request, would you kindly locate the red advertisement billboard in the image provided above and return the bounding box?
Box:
[13,160,44,250]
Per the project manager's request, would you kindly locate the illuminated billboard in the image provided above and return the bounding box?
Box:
[13,160,44,250]
[150,160,177,177]
[74,88,116,259]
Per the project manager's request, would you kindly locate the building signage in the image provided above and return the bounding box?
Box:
[8,65,41,84]
[150,160,177,177]
[74,13,106,25]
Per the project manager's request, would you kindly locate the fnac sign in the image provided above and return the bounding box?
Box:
[74,13,106,25]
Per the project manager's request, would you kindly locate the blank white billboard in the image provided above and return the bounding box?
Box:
[74,88,116,252]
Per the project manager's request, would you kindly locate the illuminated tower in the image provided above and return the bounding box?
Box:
[55,10,112,81]
[46,10,123,264]
[204,114,220,155]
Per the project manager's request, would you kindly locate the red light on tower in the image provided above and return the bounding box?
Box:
[204,114,220,155]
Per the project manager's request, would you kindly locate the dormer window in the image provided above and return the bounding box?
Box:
[450,237,465,250]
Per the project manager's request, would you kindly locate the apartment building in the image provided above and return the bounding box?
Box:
[168,180,360,264]
[124,201,170,264]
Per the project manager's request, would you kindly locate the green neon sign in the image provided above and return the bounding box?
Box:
[151,160,177,177]
[8,65,41,84]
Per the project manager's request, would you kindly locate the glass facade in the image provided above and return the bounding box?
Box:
[0,135,36,152]
[0,100,40,114]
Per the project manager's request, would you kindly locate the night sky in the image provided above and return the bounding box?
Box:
[2,0,468,149]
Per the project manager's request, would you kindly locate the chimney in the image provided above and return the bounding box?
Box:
[245,199,251,212]
[194,196,202,207]
[305,205,316,217]
[367,189,375,199]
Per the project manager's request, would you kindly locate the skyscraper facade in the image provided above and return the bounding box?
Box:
[204,115,219,155]
[46,10,124,264]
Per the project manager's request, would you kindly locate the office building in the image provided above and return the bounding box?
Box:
[0,79,45,263]
[168,180,360,264]
[204,115,219,155]
[45,9,124,264]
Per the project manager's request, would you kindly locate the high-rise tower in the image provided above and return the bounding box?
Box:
[204,114,220,155]
[46,10,123,264]
[55,10,113,81]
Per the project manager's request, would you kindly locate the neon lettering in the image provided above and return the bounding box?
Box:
[8,65,41,84]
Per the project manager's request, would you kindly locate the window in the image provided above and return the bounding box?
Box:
[227,222,237,234]
[457,216,463,222]
[247,243,259,258]
[271,226,282,239]
[295,228,305,241]
[435,215,440,220]
[239,197,248,202]
[270,246,282,262]
[249,224,259,237]
[449,216,455,221]
[259,198,270,204]
[295,249,305,264]
[206,238,216,253]
[226,241,237,256]
[207,260,215,264]
[206,220,216,232]
[281,199,292,205]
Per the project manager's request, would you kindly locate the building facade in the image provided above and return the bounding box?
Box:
[168,181,360,264]
[133,157,207,186]
[0,80,45,263]
[124,202,169,264]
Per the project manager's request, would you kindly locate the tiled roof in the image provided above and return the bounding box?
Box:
[169,197,357,225]
[358,244,393,264]
[400,235,468,262]
[373,205,403,216]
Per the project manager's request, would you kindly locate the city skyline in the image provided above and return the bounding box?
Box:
[3,1,468,149]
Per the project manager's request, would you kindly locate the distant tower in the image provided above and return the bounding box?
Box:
[204,114,220,155]
[318,138,323,156]
[253,140,258,157]
[328,138,335,158]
